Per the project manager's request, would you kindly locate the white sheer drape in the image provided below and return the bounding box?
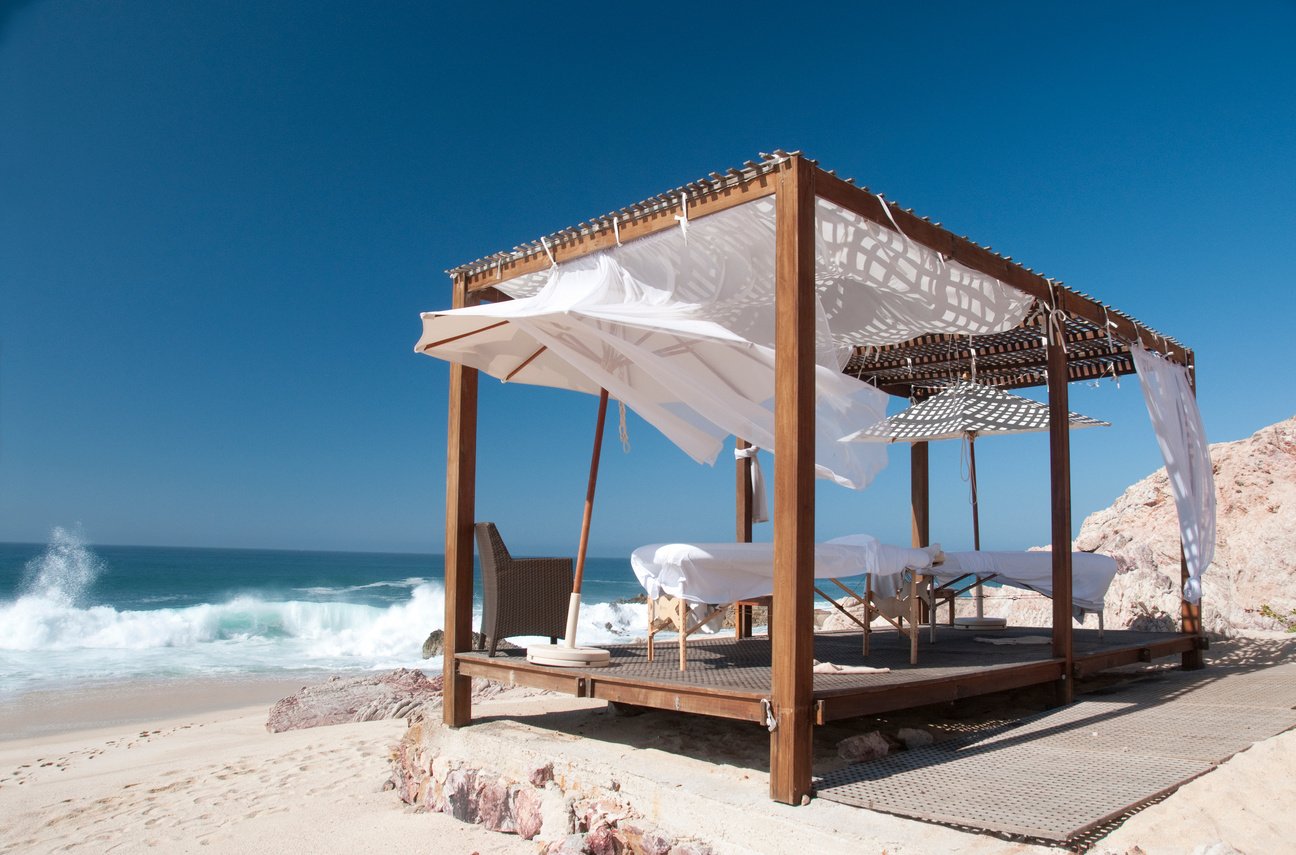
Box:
[1131,345,1216,602]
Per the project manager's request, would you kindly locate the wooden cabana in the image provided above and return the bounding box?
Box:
[432,152,1207,805]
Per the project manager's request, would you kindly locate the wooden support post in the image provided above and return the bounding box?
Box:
[736,438,755,638]
[443,276,479,727]
[911,442,930,548]
[1180,543,1204,669]
[911,441,931,623]
[770,156,816,805]
[1182,365,1205,670]
[1046,324,1074,706]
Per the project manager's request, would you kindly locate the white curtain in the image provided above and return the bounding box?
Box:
[1131,345,1216,602]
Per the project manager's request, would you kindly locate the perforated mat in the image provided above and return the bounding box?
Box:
[816,663,1296,841]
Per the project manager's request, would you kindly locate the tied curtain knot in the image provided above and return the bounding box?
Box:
[734,445,769,524]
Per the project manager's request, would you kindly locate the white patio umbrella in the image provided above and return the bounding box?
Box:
[416,254,890,491]
[842,380,1109,619]
[526,386,614,667]
[421,281,895,668]
[417,258,889,666]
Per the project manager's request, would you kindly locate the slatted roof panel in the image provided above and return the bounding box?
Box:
[843,310,1159,398]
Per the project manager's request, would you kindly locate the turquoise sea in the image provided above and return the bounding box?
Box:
[0,528,648,697]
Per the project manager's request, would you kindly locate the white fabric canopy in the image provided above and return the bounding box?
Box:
[417,198,1033,489]
[1131,345,1216,603]
[492,198,1034,351]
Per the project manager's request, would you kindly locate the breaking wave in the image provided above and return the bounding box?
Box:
[0,532,648,694]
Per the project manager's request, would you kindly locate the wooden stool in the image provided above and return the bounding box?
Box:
[734,596,773,640]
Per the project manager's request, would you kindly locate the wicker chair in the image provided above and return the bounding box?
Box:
[475,522,574,656]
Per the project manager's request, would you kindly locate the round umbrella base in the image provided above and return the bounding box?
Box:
[953,616,1007,631]
[526,643,611,668]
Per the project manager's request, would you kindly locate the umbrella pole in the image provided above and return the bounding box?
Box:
[528,389,612,668]
[969,435,985,618]
[565,388,610,646]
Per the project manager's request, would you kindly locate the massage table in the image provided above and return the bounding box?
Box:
[923,550,1118,636]
[630,536,940,669]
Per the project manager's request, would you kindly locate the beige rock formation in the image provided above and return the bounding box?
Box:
[1077,413,1296,636]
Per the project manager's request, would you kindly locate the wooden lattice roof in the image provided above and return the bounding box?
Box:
[845,311,1143,400]
[445,151,1192,399]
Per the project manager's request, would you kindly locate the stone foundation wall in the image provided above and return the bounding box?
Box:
[391,718,712,854]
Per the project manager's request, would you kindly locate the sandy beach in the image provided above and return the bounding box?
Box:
[2,650,1292,855]
[0,679,533,855]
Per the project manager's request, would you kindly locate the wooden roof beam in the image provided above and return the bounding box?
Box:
[456,160,784,292]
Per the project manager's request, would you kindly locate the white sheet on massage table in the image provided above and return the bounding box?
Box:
[630,536,934,605]
[930,551,1118,614]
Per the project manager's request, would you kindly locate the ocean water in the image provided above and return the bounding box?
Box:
[0,528,648,697]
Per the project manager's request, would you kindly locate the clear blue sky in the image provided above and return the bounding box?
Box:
[2,2,1293,556]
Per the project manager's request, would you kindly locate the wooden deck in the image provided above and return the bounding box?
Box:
[456,627,1203,726]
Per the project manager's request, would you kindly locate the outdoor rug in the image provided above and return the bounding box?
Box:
[815,661,1296,842]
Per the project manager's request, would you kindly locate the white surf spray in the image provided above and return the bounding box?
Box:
[18,526,104,607]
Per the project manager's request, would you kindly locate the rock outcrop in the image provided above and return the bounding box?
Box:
[1074,414,1296,636]
[266,668,444,733]
[266,668,551,733]
[420,629,517,659]
[837,731,890,762]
